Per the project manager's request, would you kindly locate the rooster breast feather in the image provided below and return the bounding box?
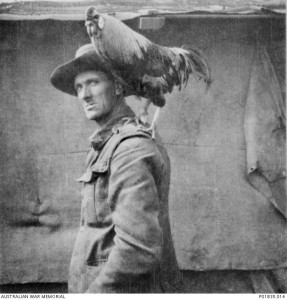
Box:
[100,14,151,67]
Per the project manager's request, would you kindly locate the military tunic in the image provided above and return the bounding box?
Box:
[68,106,181,293]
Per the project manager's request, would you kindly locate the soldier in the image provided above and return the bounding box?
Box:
[50,44,181,293]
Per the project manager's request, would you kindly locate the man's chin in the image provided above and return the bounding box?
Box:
[85,112,101,121]
[85,112,109,125]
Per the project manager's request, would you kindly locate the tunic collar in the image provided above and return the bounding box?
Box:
[88,105,135,151]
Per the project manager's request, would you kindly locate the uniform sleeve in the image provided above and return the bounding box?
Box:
[86,137,164,293]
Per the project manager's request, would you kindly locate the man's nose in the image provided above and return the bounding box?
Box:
[81,85,92,102]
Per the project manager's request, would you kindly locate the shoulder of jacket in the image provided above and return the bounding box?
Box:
[116,122,152,140]
[92,122,153,173]
[112,122,156,155]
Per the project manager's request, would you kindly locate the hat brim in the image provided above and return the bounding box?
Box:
[50,49,111,96]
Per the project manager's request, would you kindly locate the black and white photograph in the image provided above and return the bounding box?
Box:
[0,0,286,296]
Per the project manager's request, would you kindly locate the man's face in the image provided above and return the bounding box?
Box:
[74,70,116,121]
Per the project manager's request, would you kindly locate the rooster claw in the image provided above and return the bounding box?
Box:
[139,114,148,125]
[145,123,156,140]
[132,116,145,126]
[122,116,145,127]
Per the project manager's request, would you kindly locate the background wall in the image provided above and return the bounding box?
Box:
[0,14,286,285]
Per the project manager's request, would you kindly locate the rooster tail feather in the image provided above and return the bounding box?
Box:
[181,45,212,88]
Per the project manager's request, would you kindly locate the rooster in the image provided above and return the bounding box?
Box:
[85,7,211,137]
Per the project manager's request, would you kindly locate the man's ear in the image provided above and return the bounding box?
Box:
[115,80,124,95]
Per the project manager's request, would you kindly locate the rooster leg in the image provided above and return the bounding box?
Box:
[148,107,161,139]
[136,98,151,125]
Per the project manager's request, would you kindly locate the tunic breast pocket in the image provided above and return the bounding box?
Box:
[76,169,111,226]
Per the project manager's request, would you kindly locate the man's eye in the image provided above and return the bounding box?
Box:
[75,85,82,93]
[90,80,99,86]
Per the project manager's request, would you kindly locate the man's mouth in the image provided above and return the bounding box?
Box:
[86,104,97,110]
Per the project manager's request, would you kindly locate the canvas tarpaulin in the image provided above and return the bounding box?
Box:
[244,45,286,218]
[168,39,286,271]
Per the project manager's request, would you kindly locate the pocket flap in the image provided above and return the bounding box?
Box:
[91,160,109,173]
[76,171,93,183]
[76,162,109,183]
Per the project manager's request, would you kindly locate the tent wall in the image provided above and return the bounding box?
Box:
[0,15,285,284]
